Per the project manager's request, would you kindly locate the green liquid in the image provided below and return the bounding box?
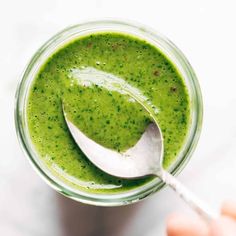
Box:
[27,33,190,193]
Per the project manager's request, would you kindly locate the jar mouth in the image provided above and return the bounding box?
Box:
[15,19,203,206]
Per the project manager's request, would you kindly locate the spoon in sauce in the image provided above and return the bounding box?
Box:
[63,108,218,222]
[63,67,218,221]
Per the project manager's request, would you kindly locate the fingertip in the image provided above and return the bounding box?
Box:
[221,200,236,220]
[166,213,208,236]
[166,213,185,235]
[166,213,186,236]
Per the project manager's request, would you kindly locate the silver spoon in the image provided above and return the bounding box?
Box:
[63,68,218,221]
[63,109,218,221]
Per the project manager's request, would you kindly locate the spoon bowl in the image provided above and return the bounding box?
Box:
[64,117,163,178]
[63,104,218,221]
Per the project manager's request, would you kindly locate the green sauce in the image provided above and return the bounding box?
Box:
[27,33,190,194]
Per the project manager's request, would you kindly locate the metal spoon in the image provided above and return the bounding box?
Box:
[62,67,218,220]
[63,109,218,221]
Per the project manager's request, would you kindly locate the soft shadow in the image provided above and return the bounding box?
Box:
[56,192,143,236]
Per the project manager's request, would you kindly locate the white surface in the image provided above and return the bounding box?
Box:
[1,0,236,235]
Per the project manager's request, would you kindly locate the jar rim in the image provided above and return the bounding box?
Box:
[15,19,203,206]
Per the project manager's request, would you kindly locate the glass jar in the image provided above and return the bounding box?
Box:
[15,20,203,206]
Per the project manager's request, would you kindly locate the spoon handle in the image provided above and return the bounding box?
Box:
[159,170,219,222]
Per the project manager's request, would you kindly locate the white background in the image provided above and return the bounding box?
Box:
[1,0,236,235]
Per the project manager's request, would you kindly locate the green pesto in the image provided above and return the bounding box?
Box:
[27,33,190,194]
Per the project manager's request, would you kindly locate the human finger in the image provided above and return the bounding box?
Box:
[166,213,208,236]
[221,200,236,220]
